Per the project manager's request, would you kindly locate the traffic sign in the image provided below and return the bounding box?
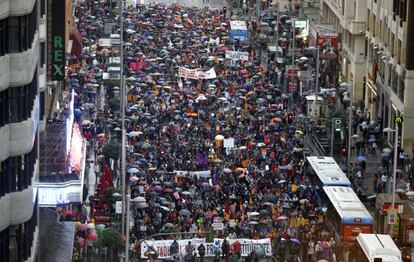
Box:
[388,209,396,225]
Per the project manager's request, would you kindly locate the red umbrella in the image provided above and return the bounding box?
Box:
[64,210,73,216]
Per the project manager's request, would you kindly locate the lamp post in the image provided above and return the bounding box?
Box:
[346,83,353,177]
[383,123,399,212]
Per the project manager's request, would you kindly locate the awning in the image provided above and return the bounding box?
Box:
[69,26,83,55]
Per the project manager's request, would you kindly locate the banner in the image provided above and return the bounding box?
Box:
[174,170,211,178]
[178,67,217,79]
[225,51,249,61]
[141,238,272,259]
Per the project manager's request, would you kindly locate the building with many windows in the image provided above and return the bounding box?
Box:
[320,0,367,103]
[365,0,414,156]
[0,0,47,260]
[320,0,414,155]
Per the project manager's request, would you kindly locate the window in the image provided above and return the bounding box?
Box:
[0,0,37,56]
[40,42,45,66]
[40,0,46,17]
[0,135,37,197]
[0,19,6,56]
[0,89,8,128]
[7,17,20,53]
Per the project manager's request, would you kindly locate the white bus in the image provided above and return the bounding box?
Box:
[306,156,351,187]
[356,233,402,262]
[323,186,374,242]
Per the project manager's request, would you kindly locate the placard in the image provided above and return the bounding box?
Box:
[225,51,249,61]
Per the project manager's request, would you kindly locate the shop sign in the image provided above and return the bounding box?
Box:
[47,0,66,80]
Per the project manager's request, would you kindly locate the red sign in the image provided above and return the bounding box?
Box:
[342,224,373,241]
[93,213,112,223]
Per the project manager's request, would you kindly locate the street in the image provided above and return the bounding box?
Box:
[65,0,411,262]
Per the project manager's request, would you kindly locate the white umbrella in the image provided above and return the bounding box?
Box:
[128,167,139,174]
[215,134,225,141]
[132,196,146,203]
[136,202,148,208]
[299,56,308,61]
[126,28,136,34]
[129,176,139,182]
[248,211,260,217]
[383,148,392,153]
[82,120,91,125]
[195,95,207,102]
[128,131,143,137]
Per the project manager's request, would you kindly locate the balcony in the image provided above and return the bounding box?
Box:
[0,95,39,162]
[0,0,37,20]
[0,32,39,92]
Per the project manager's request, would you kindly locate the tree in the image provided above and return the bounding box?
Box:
[95,228,124,262]
[102,188,121,206]
[102,140,120,160]
[107,97,120,111]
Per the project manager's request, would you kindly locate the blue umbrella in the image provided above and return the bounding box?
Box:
[356,156,367,162]
[368,137,376,143]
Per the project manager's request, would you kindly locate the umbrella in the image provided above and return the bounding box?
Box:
[383,148,392,153]
[356,156,367,162]
[248,211,260,217]
[129,176,139,182]
[223,168,232,174]
[181,191,192,196]
[161,206,171,212]
[163,223,175,228]
[368,137,376,143]
[215,134,225,141]
[79,224,88,231]
[64,210,73,216]
[249,221,259,225]
[276,216,288,220]
[132,196,146,203]
[179,209,191,216]
[137,202,148,208]
[290,238,300,244]
[128,131,143,137]
[128,167,139,174]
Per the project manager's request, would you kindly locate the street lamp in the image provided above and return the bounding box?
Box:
[125,195,147,262]
[383,123,399,214]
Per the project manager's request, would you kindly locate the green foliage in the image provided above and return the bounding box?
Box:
[107,97,120,111]
[102,140,120,160]
[326,109,347,128]
[102,188,121,205]
[95,228,124,251]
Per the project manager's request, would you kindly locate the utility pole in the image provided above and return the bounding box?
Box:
[347,84,353,177]
[312,33,320,118]
[119,0,126,238]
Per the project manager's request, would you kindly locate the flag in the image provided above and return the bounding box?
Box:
[224,201,230,221]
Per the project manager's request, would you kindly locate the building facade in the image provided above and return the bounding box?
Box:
[0,0,47,260]
[320,0,367,103]
[365,0,414,156]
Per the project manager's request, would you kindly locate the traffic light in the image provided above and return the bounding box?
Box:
[340,147,347,156]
